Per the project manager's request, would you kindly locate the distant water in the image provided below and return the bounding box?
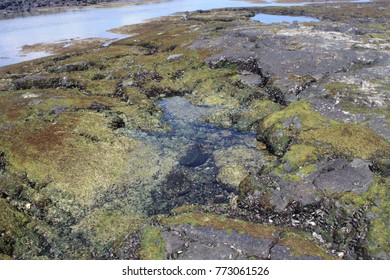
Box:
[0,0,371,67]
[252,13,320,24]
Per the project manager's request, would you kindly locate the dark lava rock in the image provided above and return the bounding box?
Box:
[169,224,272,260]
[161,224,327,260]
[313,159,373,194]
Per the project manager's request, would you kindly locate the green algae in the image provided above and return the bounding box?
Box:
[283,144,318,170]
[139,226,166,260]
[324,82,359,97]
[234,99,281,131]
[214,145,265,188]
[335,177,390,259]
[72,209,143,258]
[298,123,390,160]
[258,101,333,156]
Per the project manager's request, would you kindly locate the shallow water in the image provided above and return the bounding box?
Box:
[126,96,265,213]
[0,0,370,67]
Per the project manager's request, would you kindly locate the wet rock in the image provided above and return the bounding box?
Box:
[258,102,324,155]
[161,230,186,258]
[115,231,141,260]
[158,212,335,260]
[238,73,263,88]
[233,99,281,132]
[214,145,265,188]
[0,152,5,171]
[160,170,193,197]
[179,144,208,167]
[173,225,271,260]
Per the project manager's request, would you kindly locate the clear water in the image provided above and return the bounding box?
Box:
[125,96,265,213]
[127,96,258,151]
[0,0,370,67]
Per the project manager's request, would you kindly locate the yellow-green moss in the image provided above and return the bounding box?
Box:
[72,209,142,256]
[0,253,13,260]
[261,101,333,132]
[284,174,302,182]
[259,101,335,155]
[324,82,359,97]
[214,145,264,188]
[234,99,282,131]
[0,111,138,208]
[139,226,165,260]
[283,144,318,170]
[336,177,390,257]
[298,123,390,160]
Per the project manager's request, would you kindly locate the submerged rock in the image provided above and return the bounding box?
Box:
[179,144,209,167]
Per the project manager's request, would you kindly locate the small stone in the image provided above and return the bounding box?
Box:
[25,203,31,209]
[21,92,41,99]
[167,54,184,61]
[337,252,345,258]
[312,232,325,243]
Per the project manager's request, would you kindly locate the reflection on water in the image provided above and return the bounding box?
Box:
[0,0,370,66]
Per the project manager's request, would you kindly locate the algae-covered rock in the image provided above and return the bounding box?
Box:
[152,212,335,260]
[233,99,281,132]
[214,145,265,188]
[257,101,332,156]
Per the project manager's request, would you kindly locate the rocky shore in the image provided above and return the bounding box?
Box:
[0,0,148,18]
[0,2,389,260]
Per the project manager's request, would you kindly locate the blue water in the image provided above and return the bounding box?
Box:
[0,0,371,67]
[252,13,320,24]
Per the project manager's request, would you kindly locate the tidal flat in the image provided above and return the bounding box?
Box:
[0,1,389,260]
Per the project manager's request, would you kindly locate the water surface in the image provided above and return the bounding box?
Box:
[0,0,370,66]
[252,13,320,23]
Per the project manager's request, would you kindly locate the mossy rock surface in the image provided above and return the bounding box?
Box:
[156,212,335,260]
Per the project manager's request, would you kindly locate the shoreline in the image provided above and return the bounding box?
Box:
[0,0,172,20]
